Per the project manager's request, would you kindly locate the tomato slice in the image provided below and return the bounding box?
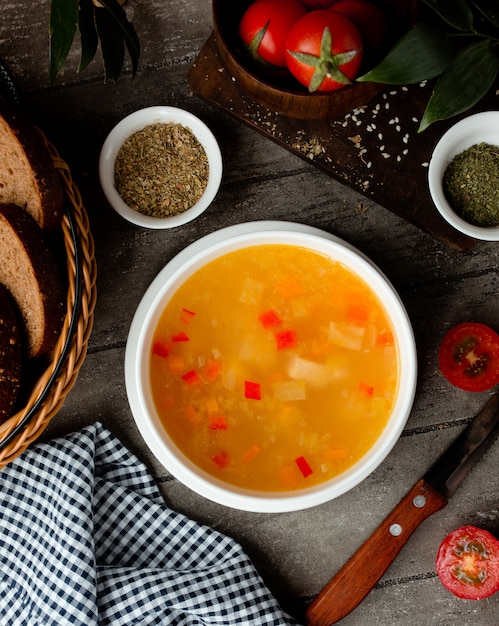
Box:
[438,322,499,392]
[436,526,499,600]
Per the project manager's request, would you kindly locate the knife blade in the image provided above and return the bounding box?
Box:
[306,391,499,626]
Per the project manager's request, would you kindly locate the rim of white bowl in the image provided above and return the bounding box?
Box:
[428,111,499,242]
[99,106,223,229]
[125,221,418,512]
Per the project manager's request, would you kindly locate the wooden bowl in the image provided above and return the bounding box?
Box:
[212,0,418,119]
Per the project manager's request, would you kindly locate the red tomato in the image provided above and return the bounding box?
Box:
[438,322,499,392]
[297,0,339,8]
[285,10,363,92]
[436,526,499,600]
[331,0,387,55]
[238,0,307,68]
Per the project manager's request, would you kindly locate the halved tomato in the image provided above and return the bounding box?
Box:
[436,526,499,600]
[438,322,499,392]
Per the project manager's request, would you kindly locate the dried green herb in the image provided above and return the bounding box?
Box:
[114,122,209,218]
[443,142,499,227]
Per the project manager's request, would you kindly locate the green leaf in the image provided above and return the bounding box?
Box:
[471,0,499,28]
[96,0,140,77]
[419,40,499,131]
[95,7,125,82]
[357,22,453,85]
[422,0,474,31]
[78,0,98,73]
[49,0,79,81]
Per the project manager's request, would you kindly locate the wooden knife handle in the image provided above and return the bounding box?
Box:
[306,479,448,626]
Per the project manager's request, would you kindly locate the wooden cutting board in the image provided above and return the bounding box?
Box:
[189,33,482,252]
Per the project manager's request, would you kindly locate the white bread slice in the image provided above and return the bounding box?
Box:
[0,105,64,232]
[0,283,22,421]
[0,204,64,358]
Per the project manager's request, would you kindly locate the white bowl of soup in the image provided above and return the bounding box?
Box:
[125,221,417,512]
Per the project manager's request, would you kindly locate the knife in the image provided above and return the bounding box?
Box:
[306,391,499,626]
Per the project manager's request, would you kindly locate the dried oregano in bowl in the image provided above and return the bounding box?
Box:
[115,122,209,218]
[99,107,223,229]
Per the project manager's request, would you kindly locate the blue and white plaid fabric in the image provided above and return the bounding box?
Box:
[0,423,298,625]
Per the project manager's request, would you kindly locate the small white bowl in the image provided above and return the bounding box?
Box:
[125,221,417,512]
[428,111,499,241]
[99,106,223,229]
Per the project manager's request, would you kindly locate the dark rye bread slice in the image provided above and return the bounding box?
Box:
[0,204,64,358]
[0,104,63,232]
[0,283,22,421]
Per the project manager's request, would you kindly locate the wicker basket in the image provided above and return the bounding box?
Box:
[0,132,97,468]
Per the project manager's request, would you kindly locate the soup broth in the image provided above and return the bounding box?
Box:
[150,244,399,491]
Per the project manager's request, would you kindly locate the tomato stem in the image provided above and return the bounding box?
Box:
[288,26,358,92]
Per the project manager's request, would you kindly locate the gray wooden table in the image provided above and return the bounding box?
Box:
[2,2,498,624]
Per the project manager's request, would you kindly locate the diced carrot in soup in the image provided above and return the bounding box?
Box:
[204,358,221,381]
[185,404,201,425]
[205,395,219,414]
[241,444,261,463]
[149,245,400,492]
[168,354,185,374]
[347,303,370,325]
[276,275,303,298]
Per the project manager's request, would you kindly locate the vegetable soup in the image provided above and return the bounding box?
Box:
[150,244,399,492]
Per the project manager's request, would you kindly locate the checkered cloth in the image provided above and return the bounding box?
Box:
[0,423,298,625]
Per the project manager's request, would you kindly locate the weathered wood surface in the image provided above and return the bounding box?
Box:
[189,32,494,253]
[1,2,498,624]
